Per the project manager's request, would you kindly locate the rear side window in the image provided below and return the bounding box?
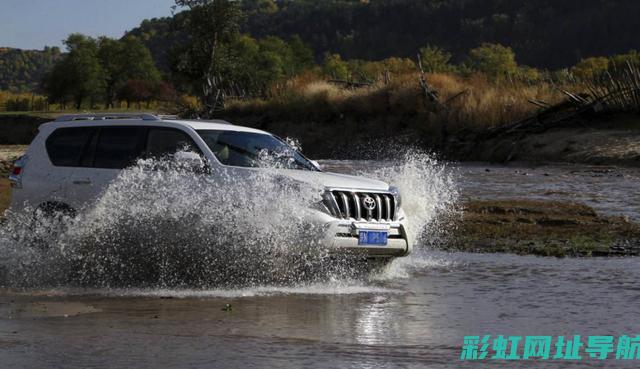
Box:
[46,127,95,167]
[94,127,145,169]
[145,128,200,159]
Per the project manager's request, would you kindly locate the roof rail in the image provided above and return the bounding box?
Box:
[189,119,234,125]
[54,113,160,122]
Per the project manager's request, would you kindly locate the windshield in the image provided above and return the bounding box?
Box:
[197,130,318,171]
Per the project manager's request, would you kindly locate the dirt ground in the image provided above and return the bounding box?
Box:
[0,146,26,214]
[458,114,640,166]
[0,145,26,176]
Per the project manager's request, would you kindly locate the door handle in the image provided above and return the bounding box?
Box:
[72,179,92,185]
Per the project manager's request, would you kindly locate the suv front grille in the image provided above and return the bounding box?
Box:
[324,190,397,222]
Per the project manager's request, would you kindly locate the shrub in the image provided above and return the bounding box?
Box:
[468,43,518,80]
[419,45,454,73]
[571,57,610,79]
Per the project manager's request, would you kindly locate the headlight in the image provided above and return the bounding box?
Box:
[389,186,402,207]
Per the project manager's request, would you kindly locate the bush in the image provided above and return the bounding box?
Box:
[419,45,454,73]
[323,54,350,80]
[571,57,610,79]
[468,43,518,80]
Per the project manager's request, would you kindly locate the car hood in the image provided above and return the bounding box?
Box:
[276,169,390,191]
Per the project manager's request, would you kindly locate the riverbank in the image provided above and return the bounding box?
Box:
[444,199,640,257]
[1,104,639,167]
[449,113,640,166]
[0,146,26,214]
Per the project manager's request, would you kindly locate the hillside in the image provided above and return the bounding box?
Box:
[0,47,63,92]
[3,0,640,93]
[128,0,640,70]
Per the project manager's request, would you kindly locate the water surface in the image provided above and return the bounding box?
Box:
[1,160,638,368]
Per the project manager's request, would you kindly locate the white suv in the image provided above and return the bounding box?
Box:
[8,114,411,258]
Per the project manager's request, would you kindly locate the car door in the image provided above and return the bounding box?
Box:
[143,126,203,161]
[69,126,145,209]
[39,126,97,210]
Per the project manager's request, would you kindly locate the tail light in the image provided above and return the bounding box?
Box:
[8,155,26,189]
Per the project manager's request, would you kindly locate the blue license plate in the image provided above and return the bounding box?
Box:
[358,231,388,246]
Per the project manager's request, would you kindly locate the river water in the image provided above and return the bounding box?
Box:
[1,160,639,368]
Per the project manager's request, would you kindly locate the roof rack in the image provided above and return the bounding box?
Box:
[54,113,160,122]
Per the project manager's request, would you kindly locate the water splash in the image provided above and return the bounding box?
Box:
[355,151,458,247]
[0,150,458,291]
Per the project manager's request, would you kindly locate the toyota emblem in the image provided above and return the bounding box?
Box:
[362,196,377,211]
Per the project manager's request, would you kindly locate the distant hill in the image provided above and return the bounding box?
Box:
[0,47,63,92]
[4,0,640,92]
[128,0,640,70]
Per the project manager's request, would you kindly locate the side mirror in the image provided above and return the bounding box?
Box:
[310,160,322,171]
[174,151,207,172]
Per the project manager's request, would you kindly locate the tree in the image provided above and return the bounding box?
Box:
[243,0,278,14]
[173,0,243,116]
[0,47,62,92]
[98,36,161,108]
[59,34,104,109]
[288,35,314,73]
[153,81,178,103]
[419,45,453,73]
[117,79,154,108]
[467,43,518,80]
[97,37,125,108]
[43,60,72,109]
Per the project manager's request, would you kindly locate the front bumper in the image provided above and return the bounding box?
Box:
[310,210,412,258]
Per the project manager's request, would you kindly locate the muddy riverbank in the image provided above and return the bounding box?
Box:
[449,114,640,166]
[445,199,640,257]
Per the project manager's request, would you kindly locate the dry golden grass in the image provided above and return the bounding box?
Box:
[227,72,571,132]
[0,179,11,215]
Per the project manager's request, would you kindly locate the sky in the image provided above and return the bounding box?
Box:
[0,0,179,50]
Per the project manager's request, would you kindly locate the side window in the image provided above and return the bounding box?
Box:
[94,127,145,169]
[145,128,200,159]
[46,127,95,167]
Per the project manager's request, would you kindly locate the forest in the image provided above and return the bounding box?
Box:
[0,47,62,92]
[131,0,640,70]
[2,0,640,96]
[0,0,638,160]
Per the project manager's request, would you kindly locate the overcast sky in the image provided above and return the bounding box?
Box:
[0,0,179,50]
